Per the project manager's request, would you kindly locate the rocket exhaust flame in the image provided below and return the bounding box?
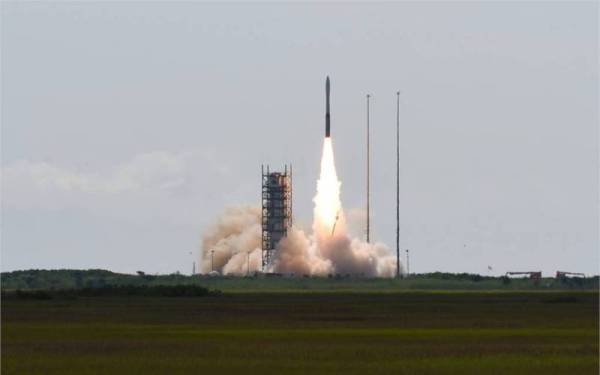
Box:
[314,138,343,238]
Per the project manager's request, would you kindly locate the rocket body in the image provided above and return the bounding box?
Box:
[325,76,331,137]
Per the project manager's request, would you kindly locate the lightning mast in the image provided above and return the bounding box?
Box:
[396,91,400,278]
[366,94,371,243]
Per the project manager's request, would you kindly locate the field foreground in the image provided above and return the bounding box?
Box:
[2,291,598,374]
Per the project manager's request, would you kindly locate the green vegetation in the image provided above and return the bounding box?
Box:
[1,284,217,300]
[3,270,597,372]
[2,269,598,292]
[2,291,598,374]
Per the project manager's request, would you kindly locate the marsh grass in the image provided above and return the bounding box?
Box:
[2,292,598,374]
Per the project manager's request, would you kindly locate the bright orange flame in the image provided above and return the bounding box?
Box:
[313,138,344,238]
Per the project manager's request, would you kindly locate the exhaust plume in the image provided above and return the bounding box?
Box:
[310,138,397,276]
[199,139,400,277]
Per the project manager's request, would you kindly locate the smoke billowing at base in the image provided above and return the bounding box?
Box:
[200,208,398,277]
[200,138,401,277]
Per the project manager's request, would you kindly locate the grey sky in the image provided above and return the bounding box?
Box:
[1,2,598,275]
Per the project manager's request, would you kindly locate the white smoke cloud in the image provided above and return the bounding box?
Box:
[200,206,400,277]
[270,227,332,275]
[199,206,262,274]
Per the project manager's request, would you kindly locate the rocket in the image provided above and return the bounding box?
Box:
[325,76,331,137]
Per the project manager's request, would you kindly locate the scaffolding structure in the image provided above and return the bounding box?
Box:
[261,165,292,271]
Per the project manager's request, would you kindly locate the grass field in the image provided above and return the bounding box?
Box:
[2,290,598,374]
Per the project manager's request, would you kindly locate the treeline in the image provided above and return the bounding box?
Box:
[1,284,218,300]
[2,269,597,291]
[1,269,194,290]
[412,272,597,288]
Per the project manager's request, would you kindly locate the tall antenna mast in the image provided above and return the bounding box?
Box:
[396,91,400,278]
[366,94,371,243]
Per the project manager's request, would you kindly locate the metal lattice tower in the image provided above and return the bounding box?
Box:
[261,164,292,271]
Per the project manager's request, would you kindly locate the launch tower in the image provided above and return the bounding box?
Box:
[261,164,292,270]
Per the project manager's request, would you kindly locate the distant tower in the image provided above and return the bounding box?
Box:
[396,91,400,278]
[261,164,292,271]
[366,94,371,243]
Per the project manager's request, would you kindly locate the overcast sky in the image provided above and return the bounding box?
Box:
[1,2,598,275]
